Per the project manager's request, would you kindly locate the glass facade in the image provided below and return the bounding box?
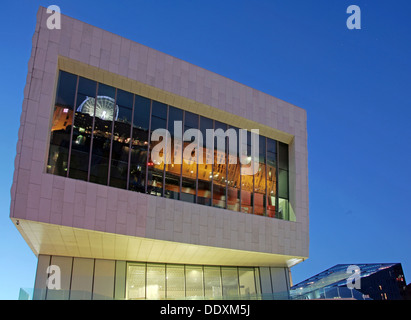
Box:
[126,262,264,300]
[47,70,293,221]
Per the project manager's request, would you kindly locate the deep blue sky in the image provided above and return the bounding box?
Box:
[1,0,410,299]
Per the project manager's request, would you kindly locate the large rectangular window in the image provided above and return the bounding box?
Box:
[266,138,277,218]
[49,71,293,221]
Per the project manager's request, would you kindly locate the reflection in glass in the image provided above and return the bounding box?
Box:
[148,101,167,197]
[278,142,289,171]
[181,112,198,203]
[47,71,77,176]
[164,107,183,200]
[69,76,97,181]
[125,263,265,300]
[241,131,253,214]
[197,117,213,206]
[266,138,277,218]
[278,198,289,221]
[185,265,204,298]
[89,84,116,185]
[129,95,150,193]
[226,126,240,211]
[213,121,227,209]
[49,72,292,221]
[127,263,146,300]
[110,89,133,189]
[254,136,266,215]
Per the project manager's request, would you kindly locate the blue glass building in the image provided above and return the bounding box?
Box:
[290,263,408,300]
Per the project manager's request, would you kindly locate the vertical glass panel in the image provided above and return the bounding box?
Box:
[197,117,213,206]
[110,89,133,189]
[89,84,116,185]
[254,136,266,216]
[278,198,289,221]
[266,138,277,218]
[164,107,183,200]
[254,267,262,296]
[129,95,150,193]
[226,126,240,211]
[92,259,115,300]
[278,169,289,199]
[47,71,77,176]
[278,142,289,170]
[181,111,198,203]
[241,131,253,214]
[148,101,167,197]
[146,263,166,300]
[221,267,239,298]
[238,267,257,298]
[127,263,146,300]
[212,121,227,209]
[69,77,97,181]
[185,265,204,298]
[166,264,185,299]
[204,266,222,298]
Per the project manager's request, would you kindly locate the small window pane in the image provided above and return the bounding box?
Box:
[185,265,203,298]
[204,266,222,298]
[110,89,133,189]
[47,71,77,176]
[129,95,150,193]
[238,267,257,297]
[221,267,239,298]
[278,169,288,199]
[146,264,165,300]
[197,117,213,206]
[164,107,183,200]
[127,263,146,300]
[69,77,97,181]
[166,265,185,299]
[89,84,116,185]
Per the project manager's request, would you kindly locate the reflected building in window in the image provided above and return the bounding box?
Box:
[10,7,309,300]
